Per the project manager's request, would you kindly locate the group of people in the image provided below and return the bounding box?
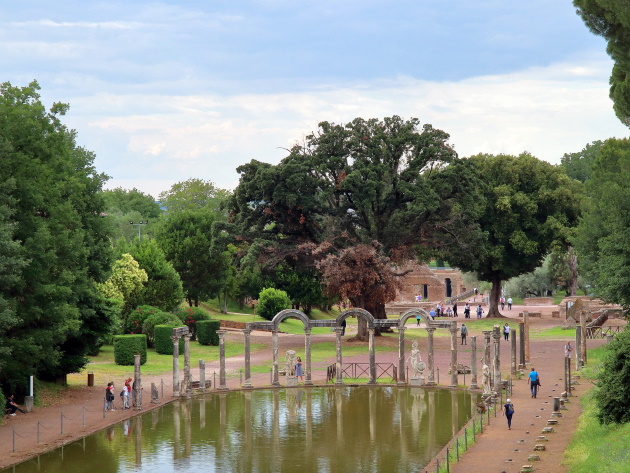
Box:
[104,377,135,412]
[499,296,513,310]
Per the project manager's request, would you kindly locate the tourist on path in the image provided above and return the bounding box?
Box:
[5,394,26,416]
[507,297,513,310]
[341,318,347,336]
[460,324,468,345]
[105,382,115,411]
[446,306,453,317]
[429,308,436,320]
[453,302,458,318]
[528,367,540,398]
[295,357,304,383]
[435,303,441,317]
[503,323,510,341]
[476,304,484,319]
[464,303,470,318]
[564,341,572,359]
[503,398,515,430]
[122,378,132,409]
[416,313,421,326]
[500,296,505,310]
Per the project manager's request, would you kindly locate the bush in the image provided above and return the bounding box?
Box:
[197,320,221,346]
[257,287,291,321]
[0,391,5,424]
[113,335,147,365]
[594,326,630,424]
[142,312,181,347]
[176,307,211,341]
[124,305,162,334]
[154,325,185,355]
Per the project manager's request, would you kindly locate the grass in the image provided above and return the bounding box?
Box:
[530,326,575,339]
[67,340,265,388]
[563,344,630,473]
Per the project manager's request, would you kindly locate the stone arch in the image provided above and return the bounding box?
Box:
[336,308,375,329]
[272,309,310,331]
[398,308,433,328]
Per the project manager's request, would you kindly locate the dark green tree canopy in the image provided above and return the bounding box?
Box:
[560,140,604,183]
[448,152,584,317]
[574,0,630,126]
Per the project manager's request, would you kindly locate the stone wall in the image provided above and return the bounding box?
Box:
[393,262,466,303]
[523,297,554,306]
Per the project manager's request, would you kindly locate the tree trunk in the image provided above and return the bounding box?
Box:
[486,275,506,318]
[568,246,578,297]
[349,295,368,342]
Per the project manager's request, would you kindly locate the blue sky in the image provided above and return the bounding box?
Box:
[2,1,628,197]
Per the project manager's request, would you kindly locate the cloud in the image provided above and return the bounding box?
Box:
[62,52,627,198]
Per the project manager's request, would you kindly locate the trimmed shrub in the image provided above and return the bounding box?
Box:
[124,305,162,334]
[197,320,221,346]
[113,334,147,365]
[258,287,291,321]
[154,325,185,355]
[142,312,181,347]
[176,307,211,341]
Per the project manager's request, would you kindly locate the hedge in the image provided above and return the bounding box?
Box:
[197,320,221,346]
[177,307,211,341]
[154,325,186,355]
[113,334,147,365]
[142,312,182,348]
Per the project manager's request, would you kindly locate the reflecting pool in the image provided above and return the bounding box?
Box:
[5,387,478,473]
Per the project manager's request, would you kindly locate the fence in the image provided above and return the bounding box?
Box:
[325,363,398,383]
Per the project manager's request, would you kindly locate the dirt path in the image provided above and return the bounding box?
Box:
[0,306,611,471]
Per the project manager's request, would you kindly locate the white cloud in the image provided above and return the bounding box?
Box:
[70,53,628,198]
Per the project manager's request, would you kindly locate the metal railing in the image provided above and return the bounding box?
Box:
[326,363,398,383]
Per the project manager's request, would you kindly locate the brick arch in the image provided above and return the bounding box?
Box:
[272,309,310,331]
[336,308,375,329]
[398,308,432,328]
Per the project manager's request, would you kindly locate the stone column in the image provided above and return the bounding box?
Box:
[524,312,530,363]
[510,331,517,376]
[397,327,406,385]
[242,329,252,388]
[519,322,525,368]
[217,330,228,390]
[482,331,492,365]
[171,335,180,396]
[134,354,142,409]
[470,336,478,389]
[426,327,436,386]
[579,310,588,365]
[449,322,458,387]
[181,334,192,397]
[335,327,344,385]
[368,327,376,385]
[199,359,206,392]
[576,325,583,369]
[304,327,313,386]
[492,325,501,392]
[272,330,280,387]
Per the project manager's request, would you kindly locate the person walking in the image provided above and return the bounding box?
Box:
[528,367,541,398]
[429,308,436,320]
[507,297,513,310]
[435,303,441,317]
[5,395,26,416]
[460,324,468,345]
[500,296,505,310]
[122,378,132,409]
[464,303,470,319]
[341,318,347,336]
[416,314,421,326]
[564,341,572,359]
[105,382,115,411]
[476,304,484,319]
[295,356,304,383]
[453,302,458,318]
[503,323,510,341]
[503,398,515,429]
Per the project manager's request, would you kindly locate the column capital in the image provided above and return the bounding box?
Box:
[304,327,312,335]
[426,327,436,333]
[242,328,252,335]
[217,330,227,339]
[170,335,180,343]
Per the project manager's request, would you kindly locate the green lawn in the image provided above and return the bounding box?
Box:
[563,344,630,472]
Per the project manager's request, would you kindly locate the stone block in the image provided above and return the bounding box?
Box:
[542,427,554,433]
[552,311,560,318]
[521,465,535,472]
[528,455,541,461]
[534,444,546,451]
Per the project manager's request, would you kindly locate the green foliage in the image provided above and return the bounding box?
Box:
[154,325,185,355]
[126,239,184,312]
[197,319,221,346]
[176,306,210,340]
[102,187,162,243]
[0,81,114,389]
[158,178,231,215]
[142,311,181,348]
[594,327,630,424]
[125,305,162,335]
[98,253,148,318]
[113,335,147,366]
[257,287,291,321]
[574,139,630,310]
[574,1,630,127]
[448,152,584,316]
[561,140,604,183]
[156,210,229,307]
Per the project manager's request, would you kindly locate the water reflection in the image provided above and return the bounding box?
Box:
[5,387,477,473]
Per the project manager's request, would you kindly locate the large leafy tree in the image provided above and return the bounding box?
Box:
[448,153,584,317]
[102,187,162,243]
[159,178,231,214]
[156,210,229,307]
[574,138,630,310]
[0,81,113,388]
[574,1,630,126]
[229,116,484,339]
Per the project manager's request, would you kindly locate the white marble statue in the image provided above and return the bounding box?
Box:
[482,361,491,394]
[407,340,426,378]
[285,350,297,377]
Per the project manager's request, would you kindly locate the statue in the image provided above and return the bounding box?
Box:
[482,361,491,395]
[407,341,426,378]
[285,350,297,377]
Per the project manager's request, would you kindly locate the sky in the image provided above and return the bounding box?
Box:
[2,1,628,198]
